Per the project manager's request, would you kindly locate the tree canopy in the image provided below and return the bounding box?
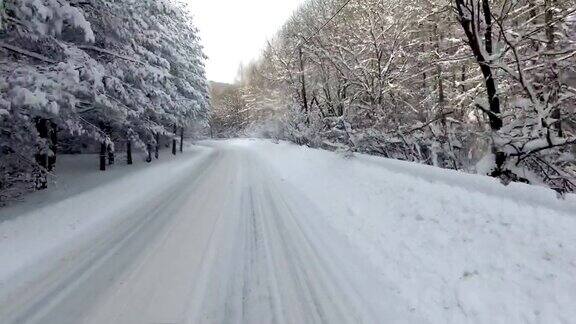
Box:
[1,0,209,197]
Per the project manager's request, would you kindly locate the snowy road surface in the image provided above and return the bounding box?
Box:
[1,139,575,324]
[0,141,421,324]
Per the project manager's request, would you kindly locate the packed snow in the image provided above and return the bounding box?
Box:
[0,139,575,323]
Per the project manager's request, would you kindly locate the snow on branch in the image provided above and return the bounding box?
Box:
[0,42,58,64]
[78,45,145,65]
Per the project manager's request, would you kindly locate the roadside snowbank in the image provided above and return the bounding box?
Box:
[237,139,576,324]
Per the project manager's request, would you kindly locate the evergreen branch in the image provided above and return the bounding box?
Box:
[0,42,58,64]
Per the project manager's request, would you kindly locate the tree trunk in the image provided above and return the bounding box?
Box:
[460,65,466,92]
[34,118,49,170]
[481,0,502,131]
[146,144,152,163]
[34,118,52,189]
[545,0,562,137]
[528,0,539,50]
[172,125,177,155]
[455,0,502,131]
[107,144,115,165]
[298,46,310,125]
[180,127,184,152]
[100,142,107,171]
[455,0,506,178]
[127,140,133,165]
[436,61,444,105]
[545,0,556,51]
[48,120,57,172]
[155,133,160,159]
[434,25,445,107]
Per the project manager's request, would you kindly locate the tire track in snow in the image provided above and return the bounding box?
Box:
[3,151,219,324]
[3,142,427,324]
[187,150,379,323]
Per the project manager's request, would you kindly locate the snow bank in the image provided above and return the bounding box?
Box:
[235,139,576,324]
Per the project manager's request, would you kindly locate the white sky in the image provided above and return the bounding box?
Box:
[185,0,305,84]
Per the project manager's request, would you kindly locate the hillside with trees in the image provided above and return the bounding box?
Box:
[222,0,576,193]
[0,0,209,202]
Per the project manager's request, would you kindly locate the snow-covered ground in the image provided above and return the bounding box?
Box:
[0,139,575,324]
[243,140,576,324]
[0,146,215,316]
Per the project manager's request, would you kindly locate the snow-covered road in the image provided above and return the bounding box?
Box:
[0,141,421,324]
[1,139,575,324]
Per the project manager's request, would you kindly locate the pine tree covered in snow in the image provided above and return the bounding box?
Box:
[0,0,209,201]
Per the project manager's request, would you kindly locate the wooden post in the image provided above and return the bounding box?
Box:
[100,142,107,171]
[48,120,57,172]
[107,144,115,165]
[146,144,152,163]
[127,140,133,165]
[154,133,160,159]
[172,125,177,155]
[180,127,184,152]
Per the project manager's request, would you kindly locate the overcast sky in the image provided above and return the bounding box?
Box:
[185,0,305,84]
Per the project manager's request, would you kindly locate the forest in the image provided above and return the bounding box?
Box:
[0,0,210,202]
[1,0,576,201]
[211,0,576,193]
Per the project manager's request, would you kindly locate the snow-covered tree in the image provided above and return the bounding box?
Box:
[209,82,249,138]
[1,0,209,200]
[238,0,576,193]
